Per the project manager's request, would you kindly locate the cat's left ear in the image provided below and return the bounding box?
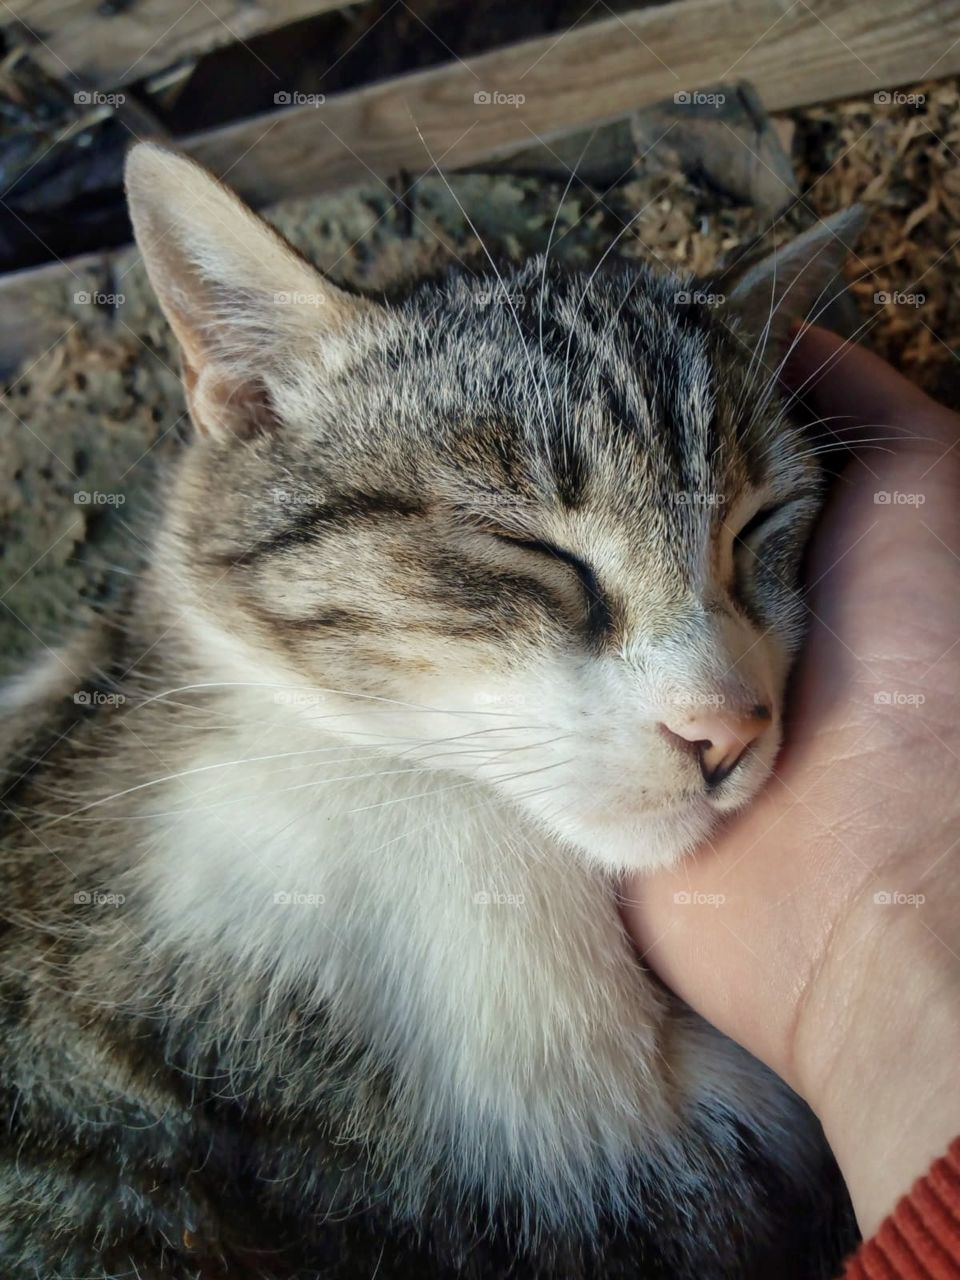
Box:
[722,206,867,353]
[125,143,382,439]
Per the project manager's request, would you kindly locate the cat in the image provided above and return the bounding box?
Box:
[0,142,863,1279]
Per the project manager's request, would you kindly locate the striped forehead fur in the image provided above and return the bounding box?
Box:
[178,261,801,562]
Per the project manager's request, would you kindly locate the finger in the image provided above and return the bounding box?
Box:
[781,325,959,449]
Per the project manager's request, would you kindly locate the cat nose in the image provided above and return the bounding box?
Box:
[659,705,772,790]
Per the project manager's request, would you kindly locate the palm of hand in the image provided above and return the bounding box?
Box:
[623,329,960,1094]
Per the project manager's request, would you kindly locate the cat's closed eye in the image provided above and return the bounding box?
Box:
[730,495,820,617]
[734,503,784,547]
[493,534,612,637]
[733,490,819,550]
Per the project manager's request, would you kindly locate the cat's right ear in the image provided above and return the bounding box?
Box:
[722,206,867,355]
[125,143,381,439]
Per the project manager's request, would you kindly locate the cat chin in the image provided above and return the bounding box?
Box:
[545,797,720,875]
[551,745,782,874]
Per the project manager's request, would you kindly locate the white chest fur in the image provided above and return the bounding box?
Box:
[133,680,805,1229]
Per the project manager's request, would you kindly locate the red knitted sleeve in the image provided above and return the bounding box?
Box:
[843,1137,960,1279]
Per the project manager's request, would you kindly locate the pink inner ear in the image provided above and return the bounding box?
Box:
[183,359,279,440]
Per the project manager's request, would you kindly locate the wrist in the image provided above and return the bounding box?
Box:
[790,882,960,1236]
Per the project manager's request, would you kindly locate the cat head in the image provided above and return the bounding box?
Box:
[126,143,863,873]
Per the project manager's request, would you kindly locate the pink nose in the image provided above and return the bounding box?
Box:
[659,704,771,789]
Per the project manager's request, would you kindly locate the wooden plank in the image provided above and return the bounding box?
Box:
[2,0,358,88]
[3,0,960,374]
[180,0,960,206]
[0,253,116,378]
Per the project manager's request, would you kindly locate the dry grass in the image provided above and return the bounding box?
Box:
[790,79,960,399]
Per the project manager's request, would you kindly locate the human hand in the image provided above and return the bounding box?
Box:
[623,326,960,1236]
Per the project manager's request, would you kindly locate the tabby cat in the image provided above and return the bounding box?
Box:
[0,143,862,1278]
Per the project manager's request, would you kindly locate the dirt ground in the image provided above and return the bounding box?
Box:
[1,77,956,674]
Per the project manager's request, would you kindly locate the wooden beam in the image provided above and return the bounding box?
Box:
[2,0,358,88]
[181,0,960,206]
[0,253,117,378]
[3,0,960,374]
